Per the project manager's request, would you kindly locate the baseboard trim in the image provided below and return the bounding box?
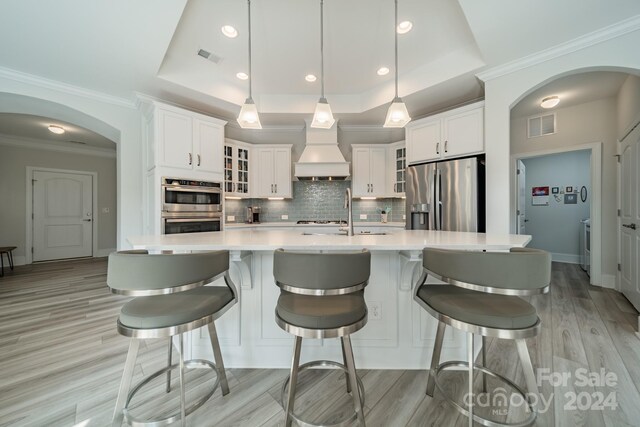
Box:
[551,253,581,264]
[96,248,116,258]
[9,255,27,267]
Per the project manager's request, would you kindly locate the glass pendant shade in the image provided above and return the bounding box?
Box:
[311,97,335,129]
[237,97,262,129]
[384,97,411,128]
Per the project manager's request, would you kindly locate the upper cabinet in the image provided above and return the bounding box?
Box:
[254,145,292,198]
[146,101,226,178]
[351,145,387,198]
[388,141,406,197]
[406,101,484,165]
[224,139,251,198]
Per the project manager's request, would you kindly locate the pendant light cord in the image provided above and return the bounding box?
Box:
[394,0,399,99]
[248,0,253,99]
[320,0,325,99]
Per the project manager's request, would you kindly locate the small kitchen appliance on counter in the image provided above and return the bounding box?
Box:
[247,206,261,223]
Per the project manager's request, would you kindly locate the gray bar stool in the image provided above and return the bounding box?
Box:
[414,247,551,427]
[108,250,238,427]
[273,249,371,427]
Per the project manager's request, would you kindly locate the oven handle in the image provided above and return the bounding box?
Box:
[165,218,222,224]
[163,186,222,194]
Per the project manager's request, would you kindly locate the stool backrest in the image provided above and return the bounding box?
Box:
[273,249,371,295]
[422,247,551,295]
[107,250,230,296]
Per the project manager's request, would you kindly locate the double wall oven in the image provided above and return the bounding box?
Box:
[161,177,222,234]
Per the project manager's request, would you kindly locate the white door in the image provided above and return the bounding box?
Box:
[443,107,484,158]
[193,119,223,174]
[620,135,640,310]
[159,108,193,170]
[273,148,291,198]
[256,148,275,197]
[352,147,371,197]
[369,147,387,197]
[407,120,441,164]
[33,171,93,261]
[517,160,527,235]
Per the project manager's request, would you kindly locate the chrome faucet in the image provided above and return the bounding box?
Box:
[341,188,355,236]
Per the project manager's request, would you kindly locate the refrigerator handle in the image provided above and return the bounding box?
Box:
[435,169,441,230]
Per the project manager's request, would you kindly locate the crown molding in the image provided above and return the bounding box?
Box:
[0,66,136,109]
[0,133,116,159]
[476,15,640,82]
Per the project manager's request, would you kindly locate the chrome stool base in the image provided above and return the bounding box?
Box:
[123,359,221,427]
[434,361,537,427]
[281,360,365,427]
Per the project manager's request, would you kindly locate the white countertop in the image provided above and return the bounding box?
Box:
[129,229,531,251]
[224,221,405,228]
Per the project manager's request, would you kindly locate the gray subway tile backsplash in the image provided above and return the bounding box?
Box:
[225,181,405,224]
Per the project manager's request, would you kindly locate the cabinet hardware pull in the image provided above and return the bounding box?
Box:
[188,153,192,165]
[436,143,440,155]
[275,183,277,193]
[197,154,201,166]
[394,183,397,193]
[444,140,448,153]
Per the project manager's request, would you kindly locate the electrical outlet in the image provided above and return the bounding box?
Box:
[402,214,406,220]
[369,301,382,320]
[359,214,367,220]
[281,214,289,220]
[227,215,235,222]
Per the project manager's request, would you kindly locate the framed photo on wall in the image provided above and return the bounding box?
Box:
[565,186,573,193]
[552,187,559,194]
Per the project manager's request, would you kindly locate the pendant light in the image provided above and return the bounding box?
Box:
[311,0,335,129]
[383,0,411,128]
[237,0,262,129]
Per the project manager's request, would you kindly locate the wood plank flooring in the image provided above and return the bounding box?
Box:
[0,259,639,426]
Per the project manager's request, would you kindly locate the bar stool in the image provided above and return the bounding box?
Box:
[273,249,371,427]
[108,250,238,427]
[414,247,551,427]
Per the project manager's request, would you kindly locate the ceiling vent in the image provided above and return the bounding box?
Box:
[528,113,556,138]
[66,140,86,145]
[197,49,222,64]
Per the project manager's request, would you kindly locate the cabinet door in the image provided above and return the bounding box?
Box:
[256,148,275,197]
[407,119,441,164]
[273,148,291,197]
[352,147,371,197]
[224,145,234,194]
[236,146,250,196]
[392,145,406,195]
[369,147,387,197]
[159,108,193,169]
[194,119,223,174]
[443,107,483,158]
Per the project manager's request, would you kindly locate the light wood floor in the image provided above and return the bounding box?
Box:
[1,259,639,427]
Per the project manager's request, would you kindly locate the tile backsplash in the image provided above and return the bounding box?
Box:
[225,181,405,223]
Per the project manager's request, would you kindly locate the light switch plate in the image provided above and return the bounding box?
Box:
[227,215,235,222]
[402,214,406,220]
[359,214,367,220]
[281,215,289,220]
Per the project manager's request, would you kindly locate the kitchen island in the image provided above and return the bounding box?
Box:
[128,229,531,369]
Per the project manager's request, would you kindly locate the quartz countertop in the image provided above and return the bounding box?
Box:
[224,221,405,228]
[129,229,531,252]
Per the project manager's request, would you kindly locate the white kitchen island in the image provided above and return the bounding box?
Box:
[128,229,531,369]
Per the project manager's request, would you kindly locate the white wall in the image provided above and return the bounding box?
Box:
[521,150,591,263]
[0,139,117,264]
[617,74,640,138]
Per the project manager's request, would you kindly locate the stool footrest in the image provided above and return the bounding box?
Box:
[434,360,537,427]
[123,359,221,427]
[281,360,365,427]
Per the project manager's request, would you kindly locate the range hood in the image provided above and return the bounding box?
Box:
[295,120,350,180]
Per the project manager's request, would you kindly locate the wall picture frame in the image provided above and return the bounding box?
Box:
[565,186,573,193]
[552,187,559,194]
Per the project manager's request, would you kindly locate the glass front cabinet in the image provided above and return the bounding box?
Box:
[223,139,251,198]
[389,141,406,197]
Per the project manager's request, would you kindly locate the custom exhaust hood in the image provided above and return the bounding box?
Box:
[294,120,350,180]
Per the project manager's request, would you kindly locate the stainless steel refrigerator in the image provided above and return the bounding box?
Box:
[405,156,485,232]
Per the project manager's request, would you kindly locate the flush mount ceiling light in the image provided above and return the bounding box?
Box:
[377,67,390,76]
[311,0,335,129]
[237,0,262,129]
[48,125,65,134]
[221,25,238,38]
[396,20,413,34]
[236,72,248,80]
[305,74,317,82]
[384,0,411,128]
[541,96,560,109]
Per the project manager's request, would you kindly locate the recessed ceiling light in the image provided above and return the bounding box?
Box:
[236,72,248,80]
[397,21,413,34]
[377,67,390,76]
[48,125,65,134]
[305,74,317,82]
[541,96,560,109]
[221,25,238,38]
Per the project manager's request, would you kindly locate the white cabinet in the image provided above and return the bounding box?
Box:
[224,139,251,198]
[406,101,484,165]
[151,102,226,175]
[388,141,406,197]
[255,145,292,198]
[351,145,387,197]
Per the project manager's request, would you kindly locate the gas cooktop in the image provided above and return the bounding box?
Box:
[296,220,347,225]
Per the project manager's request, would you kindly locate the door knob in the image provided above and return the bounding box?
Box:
[83,219,92,222]
[623,223,637,230]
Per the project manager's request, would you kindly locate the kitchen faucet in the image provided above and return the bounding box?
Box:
[341,188,355,236]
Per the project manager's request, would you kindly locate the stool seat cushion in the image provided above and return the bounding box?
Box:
[276,291,367,330]
[120,286,234,330]
[417,285,538,330]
